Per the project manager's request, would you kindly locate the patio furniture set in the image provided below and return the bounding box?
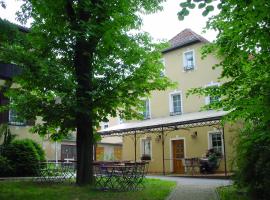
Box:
[35,160,149,191]
[184,157,221,175]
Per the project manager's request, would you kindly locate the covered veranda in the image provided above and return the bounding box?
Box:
[99,110,229,177]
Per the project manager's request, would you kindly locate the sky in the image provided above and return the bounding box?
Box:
[0,0,218,42]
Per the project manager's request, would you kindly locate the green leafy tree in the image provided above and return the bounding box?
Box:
[0,0,173,185]
[179,0,270,198]
[0,124,16,146]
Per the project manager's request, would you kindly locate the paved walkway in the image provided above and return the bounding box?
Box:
[147,176,232,200]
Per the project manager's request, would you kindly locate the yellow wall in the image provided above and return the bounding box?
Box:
[151,43,222,118]
[123,123,238,173]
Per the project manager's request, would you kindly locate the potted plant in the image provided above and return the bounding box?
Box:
[141,154,151,161]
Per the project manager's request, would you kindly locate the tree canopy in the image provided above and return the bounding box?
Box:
[0,0,173,185]
[179,0,270,198]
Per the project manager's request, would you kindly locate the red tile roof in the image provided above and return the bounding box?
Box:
[163,28,209,53]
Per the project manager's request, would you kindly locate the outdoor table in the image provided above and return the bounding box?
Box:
[184,158,200,175]
[36,161,76,183]
[94,162,148,191]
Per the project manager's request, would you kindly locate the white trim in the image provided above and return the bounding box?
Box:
[118,117,124,124]
[143,98,151,119]
[169,90,183,115]
[204,81,221,105]
[148,98,151,119]
[182,49,195,72]
[169,137,186,172]
[140,136,153,160]
[101,122,109,130]
[207,130,224,155]
[160,58,166,76]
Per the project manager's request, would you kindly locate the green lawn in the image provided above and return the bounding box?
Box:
[217,185,249,200]
[0,179,176,200]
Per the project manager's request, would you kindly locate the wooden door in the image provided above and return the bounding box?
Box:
[114,146,122,161]
[172,140,185,174]
[96,146,104,161]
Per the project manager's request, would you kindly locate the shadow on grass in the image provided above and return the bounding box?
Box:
[0,178,176,200]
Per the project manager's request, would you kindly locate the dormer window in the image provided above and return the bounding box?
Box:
[183,50,195,71]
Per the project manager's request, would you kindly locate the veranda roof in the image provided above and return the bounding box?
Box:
[99,110,228,135]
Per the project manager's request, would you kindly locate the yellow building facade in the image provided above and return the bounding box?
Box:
[101,29,238,174]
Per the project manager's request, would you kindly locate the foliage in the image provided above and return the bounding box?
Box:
[217,185,249,200]
[178,1,270,199]
[0,179,176,200]
[0,0,174,184]
[235,125,270,199]
[2,139,44,176]
[0,124,16,146]
[0,1,172,139]
[178,0,220,20]
[22,138,46,162]
[0,155,14,177]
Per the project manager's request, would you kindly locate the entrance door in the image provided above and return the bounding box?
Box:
[172,140,185,174]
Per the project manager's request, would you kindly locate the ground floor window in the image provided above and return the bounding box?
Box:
[141,138,151,160]
[209,132,223,155]
[9,110,26,126]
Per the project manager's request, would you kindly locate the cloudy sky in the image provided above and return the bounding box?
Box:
[0,0,218,41]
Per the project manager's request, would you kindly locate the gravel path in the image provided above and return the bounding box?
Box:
[147,175,232,200]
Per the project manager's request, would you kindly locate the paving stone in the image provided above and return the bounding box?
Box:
[147,175,232,200]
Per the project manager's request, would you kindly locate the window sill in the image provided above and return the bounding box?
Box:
[170,112,182,116]
[8,122,26,126]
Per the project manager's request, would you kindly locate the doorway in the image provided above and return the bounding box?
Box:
[172,139,185,174]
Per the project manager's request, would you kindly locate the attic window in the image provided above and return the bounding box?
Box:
[183,50,195,71]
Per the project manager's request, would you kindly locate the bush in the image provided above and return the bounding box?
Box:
[235,125,270,200]
[0,155,14,177]
[22,139,45,162]
[2,139,44,177]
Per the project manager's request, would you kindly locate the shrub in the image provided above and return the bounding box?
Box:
[0,155,14,177]
[235,125,270,200]
[22,139,45,162]
[2,139,42,177]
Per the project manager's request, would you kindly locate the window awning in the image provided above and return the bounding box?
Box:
[99,110,228,135]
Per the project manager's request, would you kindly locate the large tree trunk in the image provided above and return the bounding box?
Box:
[74,38,94,185]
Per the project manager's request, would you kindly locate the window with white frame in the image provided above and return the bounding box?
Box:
[143,99,150,119]
[205,82,220,105]
[141,138,151,157]
[209,132,223,155]
[119,117,124,124]
[9,110,26,126]
[160,58,165,76]
[102,122,109,130]
[170,92,182,115]
[183,50,195,71]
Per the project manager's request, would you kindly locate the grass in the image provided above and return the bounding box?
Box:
[217,185,249,200]
[0,178,176,200]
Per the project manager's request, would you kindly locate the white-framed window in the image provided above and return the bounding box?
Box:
[183,50,195,71]
[141,138,152,159]
[205,82,221,105]
[9,110,26,126]
[118,117,124,124]
[160,58,166,76]
[169,91,182,116]
[143,99,151,119]
[208,131,223,155]
[101,122,109,130]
